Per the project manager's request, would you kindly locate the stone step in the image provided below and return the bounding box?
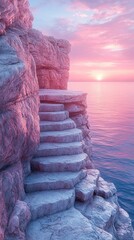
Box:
[75,169,100,202]
[39,89,87,104]
[24,170,86,193]
[39,103,64,112]
[31,153,88,172]
[26,208,113,240]
[95,177,117,199]
[25,189,75,220]
[40,119,76,132]
[39,111,69,121]
[75,196,117,231]
[35,142,84,157]
[40,128,83,143]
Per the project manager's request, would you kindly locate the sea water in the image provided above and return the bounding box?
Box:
[69,82,134,226]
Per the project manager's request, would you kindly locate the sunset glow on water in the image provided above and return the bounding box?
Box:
[69,81,134,226]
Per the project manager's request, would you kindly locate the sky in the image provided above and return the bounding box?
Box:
[29,0,134,82]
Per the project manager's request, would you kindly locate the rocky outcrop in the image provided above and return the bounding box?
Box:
[28,29,71,89]
[0,0,71,90]
[0,1,39,239]
[0,31,39,172]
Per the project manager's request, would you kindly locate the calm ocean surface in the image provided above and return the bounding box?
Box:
[69,82,134,226]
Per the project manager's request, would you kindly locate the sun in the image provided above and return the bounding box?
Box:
[91,71,105,81]
[96,74,103,81]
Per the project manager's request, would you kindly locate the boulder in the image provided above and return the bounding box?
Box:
[75,169,100,202]
[115,207,134,240]
[0,162,24,239]
[75,196,118,232]
[95,177,117,199]
[5,200,31,240]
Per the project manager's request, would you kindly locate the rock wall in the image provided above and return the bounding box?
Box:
[28,29,71,89]
[0,1,39,239]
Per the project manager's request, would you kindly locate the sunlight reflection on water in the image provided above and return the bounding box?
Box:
[69,82,134,226]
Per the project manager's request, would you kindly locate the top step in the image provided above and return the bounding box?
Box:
[39,89,87,103]
[39,103,64,112]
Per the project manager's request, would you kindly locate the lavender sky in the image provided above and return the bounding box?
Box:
[29,0,134,82]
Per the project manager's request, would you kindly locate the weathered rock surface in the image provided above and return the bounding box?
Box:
[31,153,88,172]
[0,0,33,35]
[40,103,64,112]
[5,200,31,240]
[26,208,113,240]
[39,89,87,103]
[40,128,83,143]
[75,189,134,239]
[25,189,75,220]
[35,142,84,157]
[75,169,100,202]
[28,29,71,89]
[25,171,86,192]
[95,177,117,199]
[40,118,76,131]
[39,110,69,121]
[0,31,39,172]
[0,1,39,239]
[114,207,134,240]
[75,196,118,231]
[0,162,24,240]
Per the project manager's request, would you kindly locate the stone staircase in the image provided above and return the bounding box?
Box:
[24,102,89,220]
[25,99,120,240]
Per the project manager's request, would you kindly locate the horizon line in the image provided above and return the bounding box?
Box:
[69,80,134,82]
